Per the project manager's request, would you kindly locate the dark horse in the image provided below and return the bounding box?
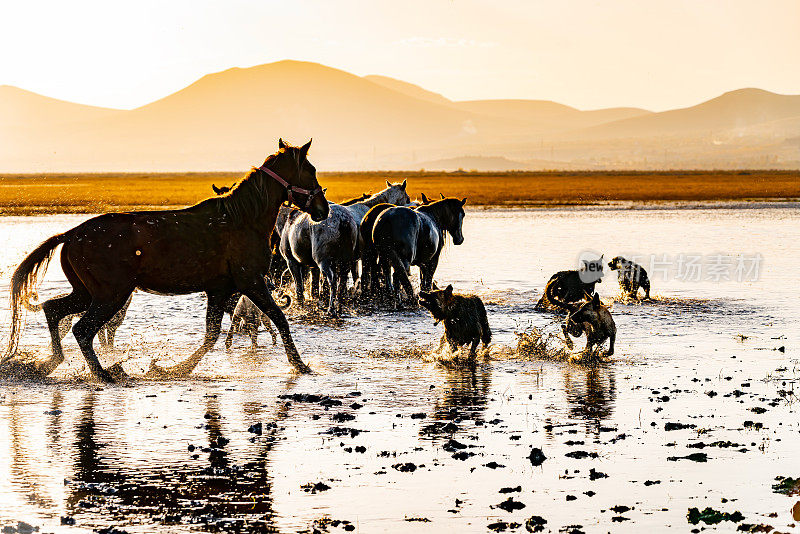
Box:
[373,197,466,303]
[2,139,328,382]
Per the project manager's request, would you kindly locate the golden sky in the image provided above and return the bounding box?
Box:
[2,0,799,111]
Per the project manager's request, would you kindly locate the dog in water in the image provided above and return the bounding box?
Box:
[224,296,278,350]
[418,284,491,360]
[535,256,605,311]
[607,256,651,300]
[562,293,616,355]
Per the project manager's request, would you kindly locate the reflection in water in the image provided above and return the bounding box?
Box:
[8,399,57,512]
[562,365,617,428]
[63,390,279,531]
[424,364,491,437]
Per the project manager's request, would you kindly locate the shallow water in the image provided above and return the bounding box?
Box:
[1,205,799,533]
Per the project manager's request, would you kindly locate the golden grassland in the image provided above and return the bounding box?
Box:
[0,170,798,215]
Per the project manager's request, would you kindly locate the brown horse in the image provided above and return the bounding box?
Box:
[2,139,328,382]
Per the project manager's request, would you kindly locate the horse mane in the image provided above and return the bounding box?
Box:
[208,154,276,225]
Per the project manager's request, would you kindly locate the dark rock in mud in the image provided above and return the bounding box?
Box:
[525,515,547,532]
[96,527,130,534]
[668,453,708,462]
[410,412,426,419]
[564,451,599,459]
[644,480,661,486]
[324,427,363,438]
[736,524,775,532]
[484,461,505,469]
[331,412,356,423]
[487,521,517,532]
[611,516,630,522]
[744,420,764,430]
[392,462,417,472]
[452,451,475,461]
[496,497,526,512]
[611,505,631,514]
[687,507,745,525]
[664,422,696,431]
[499,486,522,493]
[688,440,742,449]
[566,495,577,501]
[772,476,800,496]
[60,517,75,526]
[301,482,331,493]
[528,447,547,466]
[279,393,325,403]
[247,422,262,435]
[442,439,468,452]
[589,468,608,480]
[354,446,366,453]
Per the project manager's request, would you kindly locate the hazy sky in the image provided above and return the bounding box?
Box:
[2,0,799,111]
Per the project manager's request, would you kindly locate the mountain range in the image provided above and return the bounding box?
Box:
[2,60,799,171]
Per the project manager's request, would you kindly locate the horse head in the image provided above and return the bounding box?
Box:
[268,139,329,222]
[436,197,467,245]
[381,179,411,206]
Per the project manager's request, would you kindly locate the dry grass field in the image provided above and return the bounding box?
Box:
[0,170,798,215]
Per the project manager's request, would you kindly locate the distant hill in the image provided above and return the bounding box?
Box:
[363,75,452,105]
[1,61,798,171]
[578,88,800,139]
[414,155,585,172]
[0,85,119,127]
[415,155,534,171]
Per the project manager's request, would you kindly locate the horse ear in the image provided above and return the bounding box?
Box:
[386,180,392,188]
[592,293,601,308]
[420,192,429,204]
[401,179,407,189]
[440,193,445,199]
[279,138,287,150]
[300,139,312,160]
[445,284,453,296]
[461,197,467,206]
[212,184,222,195]
[323,188,327,193]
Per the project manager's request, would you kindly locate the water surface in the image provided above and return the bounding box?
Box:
[1,205,798,533]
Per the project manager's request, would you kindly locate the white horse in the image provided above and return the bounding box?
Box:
[280,204,359,316]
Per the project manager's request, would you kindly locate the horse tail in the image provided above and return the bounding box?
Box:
[3,232,68,363]
[273,269,292,309]
[276,292,292,309]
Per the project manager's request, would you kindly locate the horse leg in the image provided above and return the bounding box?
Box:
[421,255,440,293]
[225,311,239,350]
[310,267,321,300]
[40,293,90,377]
[248,321,259,348]
[72,294,132,382]
[243,279,311,373]
[97,328,108,350]
[287,257,305,305]
[337,263,348,310]
[261,313,278,345]
[387,250,415,305]
[318,258,337,316]
[102,295,130,350]
[149,291,228,378]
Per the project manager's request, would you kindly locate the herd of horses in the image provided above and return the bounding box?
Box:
[1,139,639,382]
[0,140,470,382]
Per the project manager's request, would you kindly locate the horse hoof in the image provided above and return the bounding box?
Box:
[96,369,116,384]
[146,361,168,379]
[107,362,128,382]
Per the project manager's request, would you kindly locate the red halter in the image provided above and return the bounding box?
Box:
[258,164,323,210]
